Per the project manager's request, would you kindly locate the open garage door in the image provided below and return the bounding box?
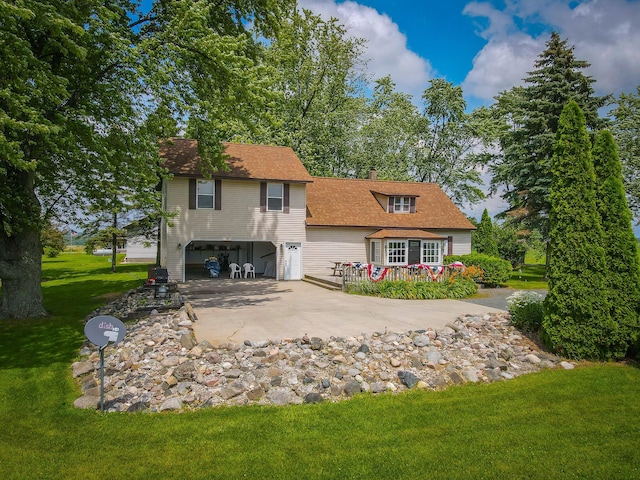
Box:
[184,240,277,280]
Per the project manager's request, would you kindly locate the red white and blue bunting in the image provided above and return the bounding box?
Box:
[342,262,465,283]
[367,264,389,282]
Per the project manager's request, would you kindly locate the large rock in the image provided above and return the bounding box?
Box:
[180,333,196,349]
[304,392,324,404]
[221,382,245,400]
[371,382,387,393]
[247,386,265,401]
[72,361,94,378]
[424,349,443,365]
[413,335,430,347]
[343,380,362,397]
[461,368,479,383]
[74,395,100,409]
[172,361,196,381]
[267,388,295,406]
[397,371,419,389]
[159,397,183,411]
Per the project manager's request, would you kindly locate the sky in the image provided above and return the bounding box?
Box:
[297,0,640,221]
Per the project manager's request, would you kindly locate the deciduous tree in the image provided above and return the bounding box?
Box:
[224,6,367,177]
[412,79,491,205]
[0,0,290,319]
[347,76,417,180]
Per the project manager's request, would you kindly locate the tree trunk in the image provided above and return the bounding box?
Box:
[0,168,47,320]
[0,225,47,320]
[111,211,117,273]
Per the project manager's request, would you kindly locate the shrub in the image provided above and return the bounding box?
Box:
[41,223,65,257]
[43,246,60,258]
[543,101,612,360]
[494,222,527,268]
[507,290,544,332]
[445,253,512,287]
[474,208,499,257]
[346,276,477,300]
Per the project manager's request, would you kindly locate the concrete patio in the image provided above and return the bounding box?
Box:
[178,278,508,346]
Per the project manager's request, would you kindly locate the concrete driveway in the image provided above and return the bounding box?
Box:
[179,279,507,346]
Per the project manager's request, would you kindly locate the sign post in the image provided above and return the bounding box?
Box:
[84,315,127,413]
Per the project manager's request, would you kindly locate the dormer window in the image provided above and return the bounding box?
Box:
[394,196,411,213]
[388,196,415,213]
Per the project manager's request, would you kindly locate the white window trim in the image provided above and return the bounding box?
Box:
[393,196,411,213]
[196,180,214,209]
[383,239,443,266]
[421,240,442,265]
[370,239,382,264]
[267,183,283,211]
[386,240,407,265]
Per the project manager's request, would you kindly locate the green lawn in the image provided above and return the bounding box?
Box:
[506,250,548,290]
[1,254,638,479]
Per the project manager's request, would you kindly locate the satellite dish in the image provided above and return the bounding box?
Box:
[84,315,127,347]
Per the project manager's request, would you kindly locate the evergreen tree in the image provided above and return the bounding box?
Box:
[592,130,640,358]
[542,101,613,359]
[494,222,527,268]
[474,209,499,257]
[491,32,609,238]
[610,86,640,219]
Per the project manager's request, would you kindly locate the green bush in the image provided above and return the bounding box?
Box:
[507,290,544,332]
[445,253,512,287]
[346,276,477,300]
[43,246,60,258]
[41,223,65,257]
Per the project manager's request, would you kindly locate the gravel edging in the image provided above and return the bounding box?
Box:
[72,287,574,412]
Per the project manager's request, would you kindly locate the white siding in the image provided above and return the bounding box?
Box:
[164,178,307,281]
[304,227,373,276]
[304,227,472,276]
[438,230,472,256]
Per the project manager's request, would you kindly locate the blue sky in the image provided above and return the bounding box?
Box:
[299,0,640,109]
[299,0,640,222]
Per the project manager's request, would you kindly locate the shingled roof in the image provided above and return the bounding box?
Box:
[306,177,475,231]
[160,138,313,183]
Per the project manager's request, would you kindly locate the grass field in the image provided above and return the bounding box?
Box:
[506,250,548,290]
[1,253,638,479]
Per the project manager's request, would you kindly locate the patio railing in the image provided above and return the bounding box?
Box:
[341,263,464,290]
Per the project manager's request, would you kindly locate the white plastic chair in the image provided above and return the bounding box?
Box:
[243,263,255,278]
[229,263,242,279]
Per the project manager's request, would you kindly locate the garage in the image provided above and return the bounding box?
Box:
[184,240,277,280]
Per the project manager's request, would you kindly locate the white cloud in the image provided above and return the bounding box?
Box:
[297,0,434,100]
[463,34,543,99]
[463,0,640,102]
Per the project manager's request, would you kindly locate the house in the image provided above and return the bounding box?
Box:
[123,233,158,264]
[159,138,475,282]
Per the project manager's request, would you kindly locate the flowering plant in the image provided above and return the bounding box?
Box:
[506,290,545,332]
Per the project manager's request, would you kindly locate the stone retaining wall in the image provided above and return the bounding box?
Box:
[73,287,574,412]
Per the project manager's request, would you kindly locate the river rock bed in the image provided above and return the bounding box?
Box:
[73,287,574,412]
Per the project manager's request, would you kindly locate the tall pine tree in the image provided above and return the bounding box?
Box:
[543,101,613,359]
[592,130,640,358]
[474,209,499,257]
[491,32,609,239]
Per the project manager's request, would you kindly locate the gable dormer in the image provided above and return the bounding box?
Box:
[371,190,417,214]
[388,195,417,214]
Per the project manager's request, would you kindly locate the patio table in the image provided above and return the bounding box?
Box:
[332,261,344,276]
